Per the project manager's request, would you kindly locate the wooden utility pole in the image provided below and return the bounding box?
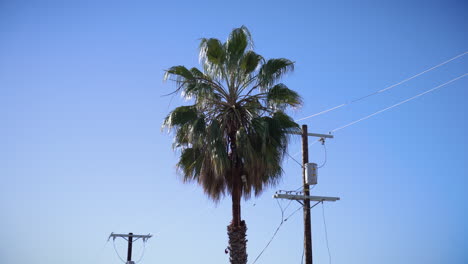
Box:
[302,125,313,264]
[127,232,133,263]
[287,125,335,264]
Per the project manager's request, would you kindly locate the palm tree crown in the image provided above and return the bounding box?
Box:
[163,26,302,202]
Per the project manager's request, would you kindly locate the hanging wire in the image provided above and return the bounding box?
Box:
[134,240,148,264]
[285,183,316,198]
[112,238,127,264]
[291,139,320,158]
[318,143,327,169]
[112,236,149,264]
[330,73,467,133]
[283,198,294,212]
[286,151,304,168]
[284,199,321,222]
[283,205,303,221]
[251,197,316,264]
[322,202,332,264]
[251,199,287,264]
[251,198,324,264]
[295,51,467,121]
[293,184,305,192]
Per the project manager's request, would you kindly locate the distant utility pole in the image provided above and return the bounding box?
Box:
[109,232,152,264]
[127,233,134,263]
[286,124,336,264]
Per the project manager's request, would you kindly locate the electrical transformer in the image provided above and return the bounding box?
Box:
[305,163,318,185]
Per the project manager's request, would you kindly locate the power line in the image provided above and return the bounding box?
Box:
[134,240,148,264]
[295,51,467,122]
[330,73,467,133]
[286,151,304,167]
[112,239,127,264]
[321,202,332,264]
[284,205,303,221]
[251,198,321,264]
[288,139,326,169]
[250,200,287,264]
[289,139,320,159]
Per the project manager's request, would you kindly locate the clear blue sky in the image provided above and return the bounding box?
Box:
[1,0,467,263]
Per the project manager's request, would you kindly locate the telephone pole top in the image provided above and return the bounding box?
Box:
[109,232,153,264]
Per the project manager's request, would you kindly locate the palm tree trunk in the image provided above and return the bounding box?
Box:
[228,177,247,264]
[227,219,247,264]
[231,167,242,226]
[227,132,248,264]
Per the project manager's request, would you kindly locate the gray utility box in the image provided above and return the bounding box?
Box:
[305,163,318,185]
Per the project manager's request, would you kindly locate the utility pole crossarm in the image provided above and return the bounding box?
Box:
[274,193,340,202]
[109,233,153,240]
[288,131,334,139]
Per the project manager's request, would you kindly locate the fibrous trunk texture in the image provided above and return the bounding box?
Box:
[227,220,248,264]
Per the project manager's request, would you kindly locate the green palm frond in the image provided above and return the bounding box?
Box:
[225,26,252,69]
[267,83,302,110]
[163,105,198,129]
[240,50,263,75]
[257,58,295,90]
[163,66,194,92]
[199,38,225,75]
[164,65,194,81]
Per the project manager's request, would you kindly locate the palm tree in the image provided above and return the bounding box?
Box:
[163,26,302,264]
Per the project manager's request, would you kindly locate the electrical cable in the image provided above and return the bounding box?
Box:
[318,143,327,169]
[134,240,147,264]
[112,237,148,264]
[251,200,286,264]
[321,202,332,264]
[293,185,304,192]
[291,139,320,158]
[309,184,316,192]
[295,51,467,122]
[286,151,304,167]
[330,73,467,133]
[112,239,127,264]
[283,205,303,222]
[284,200,321,222]
[251,198,316,264]
[283,198,294,212]
[251,197,323,264]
